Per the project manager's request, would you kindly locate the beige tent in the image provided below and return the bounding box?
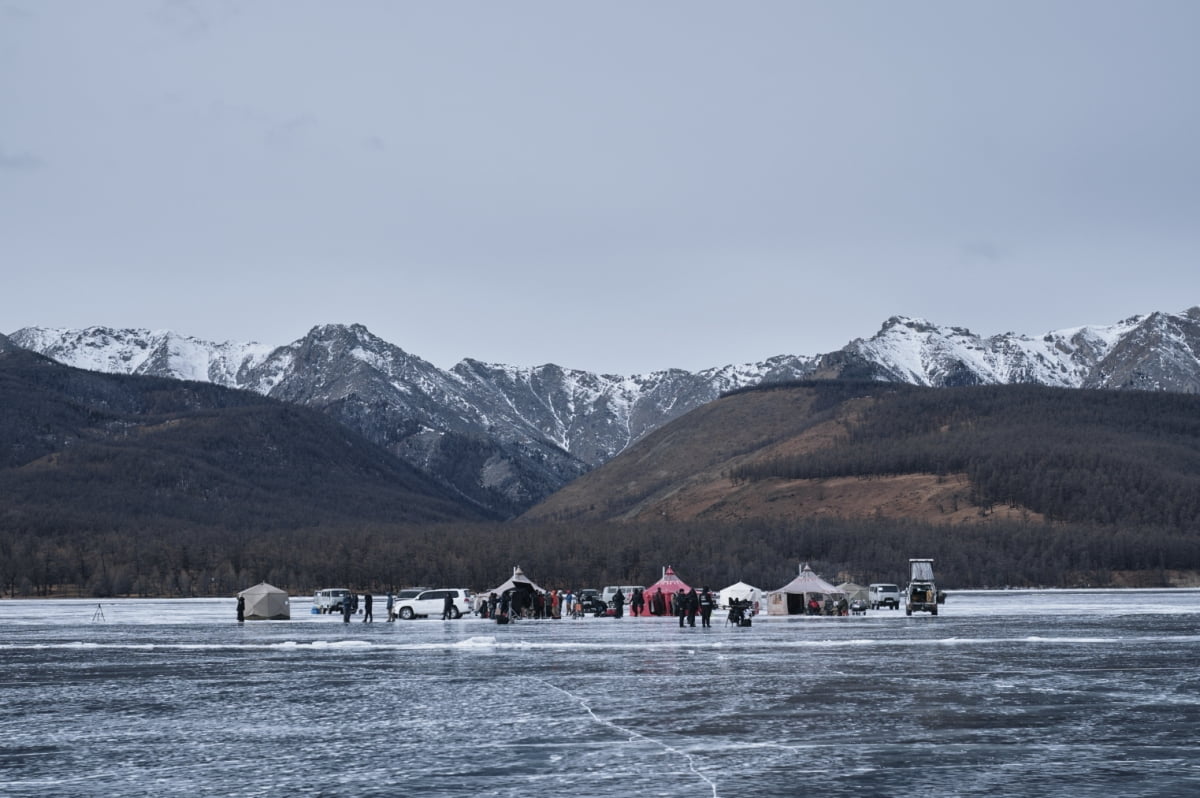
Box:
[837,581,869,603]
[238,582,290,620]
[766,563,844,615]
[476,566,546,611]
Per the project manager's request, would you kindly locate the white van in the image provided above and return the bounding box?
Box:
[868,583,900,610]
[313,588,351,614]
[600,586,644,611]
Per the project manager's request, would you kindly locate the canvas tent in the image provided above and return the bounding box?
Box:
[238,582,290,620]
[718,581,764,610]
[837,582,869,603]
[766,563,844,616]
[642,565,691,616]
[477,566,545,611]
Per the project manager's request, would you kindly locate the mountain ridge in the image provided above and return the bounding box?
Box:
[0,344,491,534]
[12,306,1200,517]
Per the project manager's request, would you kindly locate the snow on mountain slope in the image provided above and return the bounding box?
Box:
[843,310,1200,391]
[9,326,276,386]
[10,306,1200,517]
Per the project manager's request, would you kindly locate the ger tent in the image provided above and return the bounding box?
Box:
[238,582,290,620]
[766,563,843,616]
[478,566,545,611]
[718,581,764,611]
[642,566,691,616]
[837,582,869,603]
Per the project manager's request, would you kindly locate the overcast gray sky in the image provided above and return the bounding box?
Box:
[3,1,1198,373]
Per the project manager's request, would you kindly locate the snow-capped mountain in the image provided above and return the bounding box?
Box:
[8,323,815,516]
[11,306,1200,516]
[816,307,1200,392]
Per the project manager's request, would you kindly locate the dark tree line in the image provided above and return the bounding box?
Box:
[4,512,1196,598]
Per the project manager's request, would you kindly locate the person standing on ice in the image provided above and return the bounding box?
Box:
[685,588,699,627]
[630,588,645,617]
[442,592,454,620]
[385,591,394,621]
[236,595,244,624]
[699,588,714,628]
[342,595,353,623]
[612,588,625,618]
[362,592,373,623]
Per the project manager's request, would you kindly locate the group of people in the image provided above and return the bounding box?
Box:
[805,595,850,616]
[343,592,372,622]
[473,586,738,628]
[610,587,722,626]
[301,587,761,627]
[477,588,579,622]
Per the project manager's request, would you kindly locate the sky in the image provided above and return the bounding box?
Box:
[3,1,1199,374]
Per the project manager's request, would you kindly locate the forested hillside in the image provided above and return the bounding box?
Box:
[4,352,1199,597]
[727,382,1200,530]
[0,345,493,596]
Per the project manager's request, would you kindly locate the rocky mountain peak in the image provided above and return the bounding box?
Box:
[10,305,1200,517]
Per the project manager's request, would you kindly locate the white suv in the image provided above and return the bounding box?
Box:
[394,588,474,620]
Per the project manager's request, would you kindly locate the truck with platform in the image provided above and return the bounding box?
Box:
[904,559,947,616]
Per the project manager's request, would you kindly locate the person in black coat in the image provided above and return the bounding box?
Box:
[685,588,699,627]
[630,588,645,617]
[612,588,625,618]
[699,588,714,628]
[236,595,244,623]
[651,590,666,616]
[363,592,373,623]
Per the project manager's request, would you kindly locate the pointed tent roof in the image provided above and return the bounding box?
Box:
[718,580,764,607]
[837,581,868,602]
[643,565,691,605]
[237,581,290,620]
[771,563,841,596]
[484,565,545,596]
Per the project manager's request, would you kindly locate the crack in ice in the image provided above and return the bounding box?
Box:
[535,677,719,798]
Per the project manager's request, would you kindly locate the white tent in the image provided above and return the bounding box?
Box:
[766,563,844,616]
[718,581,764,610]
[238,582,290,620]
[476,566,546,610]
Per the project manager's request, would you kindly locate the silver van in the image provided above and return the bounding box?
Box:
[868,583,900,610]
[313,588,351,614]
[600,586,644,611]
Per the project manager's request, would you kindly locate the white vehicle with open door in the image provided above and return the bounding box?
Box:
[904,559,946,616]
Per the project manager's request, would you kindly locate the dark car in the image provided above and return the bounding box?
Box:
[577,589,607,616]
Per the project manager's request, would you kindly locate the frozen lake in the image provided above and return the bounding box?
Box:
[2,589,1199,797]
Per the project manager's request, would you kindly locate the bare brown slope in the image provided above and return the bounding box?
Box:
[521,384,1041,525]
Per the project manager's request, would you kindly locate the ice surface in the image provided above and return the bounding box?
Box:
[2,590,1199,797]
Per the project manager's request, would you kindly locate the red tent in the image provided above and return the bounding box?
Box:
[642,566,691,616]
